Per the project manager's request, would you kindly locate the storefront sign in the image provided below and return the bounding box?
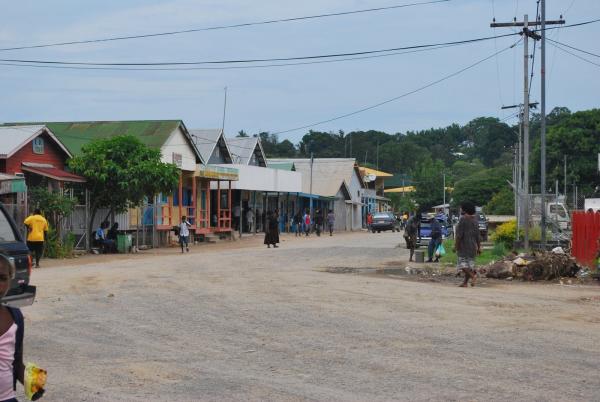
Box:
[196,165,239,181]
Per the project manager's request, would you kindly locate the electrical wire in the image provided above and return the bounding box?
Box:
[271,39,521,135]
[0,0,450,52]
[548,41,600,69]
[0,42,474,72]
[0,18,596,69]
[0,32,519,67]
[546,37,600,58]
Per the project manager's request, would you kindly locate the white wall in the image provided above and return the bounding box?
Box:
[212,164,302,193]
[160,127,197,172]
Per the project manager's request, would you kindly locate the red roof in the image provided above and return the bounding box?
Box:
[21,165,86,183]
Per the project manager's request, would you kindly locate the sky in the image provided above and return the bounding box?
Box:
[1,0,599,144]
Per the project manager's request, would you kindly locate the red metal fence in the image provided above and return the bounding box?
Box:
[571,211,600,268]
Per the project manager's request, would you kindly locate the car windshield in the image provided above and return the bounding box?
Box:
[0,208,17,242]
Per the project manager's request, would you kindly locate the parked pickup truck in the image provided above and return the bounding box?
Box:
[0,203,36,307]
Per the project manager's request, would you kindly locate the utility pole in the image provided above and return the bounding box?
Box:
[564,155,567,206]
[501,101,538,241]
[540,0,547,246]
[309,152,314,215]
[491,13,564,250]
[221,86,228,134]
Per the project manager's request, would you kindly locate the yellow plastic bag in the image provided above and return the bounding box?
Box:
[24,363,46,401]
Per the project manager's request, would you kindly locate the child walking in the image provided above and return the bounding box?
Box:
[0,254,26,402]
[179,216,191,253]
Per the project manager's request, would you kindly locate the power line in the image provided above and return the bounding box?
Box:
[0,42,474,72]
[2,17,596,69]
[0,0,450,52]
[547,37,600,58]
[272,40,521,135]
[548,41,600,68]
[0,32,519,67]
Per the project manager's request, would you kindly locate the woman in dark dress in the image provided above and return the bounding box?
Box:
[264,210,280,248]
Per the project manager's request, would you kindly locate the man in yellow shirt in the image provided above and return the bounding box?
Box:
[23,209,49,268]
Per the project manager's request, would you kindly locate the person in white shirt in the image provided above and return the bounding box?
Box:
[246,208,254,233]
[179,216,191,253]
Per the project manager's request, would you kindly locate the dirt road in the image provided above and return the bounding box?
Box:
[21,232,600,401]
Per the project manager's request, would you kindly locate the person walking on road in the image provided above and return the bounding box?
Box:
[403,213,420,262]
[23,209,48,268]
[454,201,481,287]
[366,212,373,232]
[303,209,311,237]
[178,216,191,253]
[314,208,323,237]
[246,208,254,233]
[264,210,280,248]
[327,209,335,236]
[293,211,302,237]
[427,217,443,263]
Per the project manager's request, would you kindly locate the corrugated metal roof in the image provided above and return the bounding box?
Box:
[268,158,358,197]
[35,120,202,162]
[359,166,393,178]
[226,137,266,166]
[0,125,47,157]
[189,129,222,162]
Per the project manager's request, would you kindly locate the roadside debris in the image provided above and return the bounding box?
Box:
[484,251,581,281]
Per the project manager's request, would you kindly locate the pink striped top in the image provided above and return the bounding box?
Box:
[0,323,16,401]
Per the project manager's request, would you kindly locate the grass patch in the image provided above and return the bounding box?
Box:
[439,239,506,266]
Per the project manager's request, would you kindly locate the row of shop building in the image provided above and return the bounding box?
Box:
[0,120,392,247]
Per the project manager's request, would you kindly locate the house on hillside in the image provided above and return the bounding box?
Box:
[269,158,365,231]
[44,121,238,244]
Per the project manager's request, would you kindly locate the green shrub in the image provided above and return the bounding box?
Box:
[44,228,75,259]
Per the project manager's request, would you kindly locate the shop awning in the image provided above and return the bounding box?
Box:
[0,174,26,194]
[21,164,86,183]
[297,192,335,201]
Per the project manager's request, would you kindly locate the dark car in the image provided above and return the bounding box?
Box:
[0,203,36,307]
[370,212,401,233]
[477,213,489,241]
[417,216,451,246]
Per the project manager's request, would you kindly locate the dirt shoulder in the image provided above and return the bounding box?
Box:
[22,231,600,401]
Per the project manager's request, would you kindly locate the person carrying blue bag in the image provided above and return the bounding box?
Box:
[427,217,443,263]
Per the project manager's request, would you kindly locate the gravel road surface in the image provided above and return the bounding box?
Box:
[19,231,600,401]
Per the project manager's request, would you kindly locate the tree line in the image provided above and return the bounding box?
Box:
[240,107,600,213]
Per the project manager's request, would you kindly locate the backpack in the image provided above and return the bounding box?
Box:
[7,307,24,391]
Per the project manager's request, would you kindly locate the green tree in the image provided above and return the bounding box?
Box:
[462,117,517,167]
[484,187,515,215]
[236,130,249,138]
[413,158,445,211]
[452,166,511,207]
[28,186,77,234]
[69,135,179,244]
[531,108,600,196]
[276,139,297,157]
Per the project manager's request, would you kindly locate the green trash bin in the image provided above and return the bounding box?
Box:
[116,234,132,253]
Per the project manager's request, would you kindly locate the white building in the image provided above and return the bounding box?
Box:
[269,158,365,231]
